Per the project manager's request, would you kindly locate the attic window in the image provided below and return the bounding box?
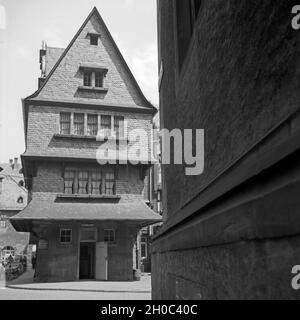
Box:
[95,71,104,88]
[90,34,98,46]
[17,196,23,204]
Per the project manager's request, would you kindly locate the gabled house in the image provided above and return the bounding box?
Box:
[10,7,161,282]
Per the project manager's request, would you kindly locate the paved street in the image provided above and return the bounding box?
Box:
[0,269,151,300]
[0,288,150,300]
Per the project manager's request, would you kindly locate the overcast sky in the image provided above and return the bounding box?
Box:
[0,0,158,163]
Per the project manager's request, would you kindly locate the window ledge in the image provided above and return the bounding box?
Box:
[54,133,128,142]
[78,86,108,93]
[54,133,97,140]
[57,194,120,200]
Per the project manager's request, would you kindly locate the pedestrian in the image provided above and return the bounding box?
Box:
[31,254,36,270]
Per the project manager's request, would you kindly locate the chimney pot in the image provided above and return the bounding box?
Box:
[9,159,13,167]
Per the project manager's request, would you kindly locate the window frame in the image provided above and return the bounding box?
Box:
[63,168,116,196]
[87,114,98,136]
[90,34,98,46]
[104,229,115,243]
[73,113,85,136]
[95,71,104,88]
[59,228,72,244]
[83,71,92,87]
[114,116,125,138]
[100,115,112,137]
[141,236,147,258]
[60,112,71,135]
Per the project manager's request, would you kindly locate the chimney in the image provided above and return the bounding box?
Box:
[14,157,18,170]
[9,159,13,168]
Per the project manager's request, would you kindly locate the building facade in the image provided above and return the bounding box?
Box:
[11,7,161,282]
[0,158,29,261]
[152,0,300,299]
[140,113,163,273]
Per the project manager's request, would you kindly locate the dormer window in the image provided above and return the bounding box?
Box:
[95,71,104,88]
[79,64,108,92]
[83,71,92,87]
[90,34,98,46]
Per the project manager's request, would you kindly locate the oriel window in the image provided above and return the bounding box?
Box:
[74,113,84,136]
[87,114,98,136]
[83,71,92,87]
[60,112,71,135]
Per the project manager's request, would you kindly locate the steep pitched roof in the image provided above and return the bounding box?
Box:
[26,7,156,112]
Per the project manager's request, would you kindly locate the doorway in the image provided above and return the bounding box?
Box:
[79,243,95,279]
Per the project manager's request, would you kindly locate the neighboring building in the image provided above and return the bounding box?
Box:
[11,7,161,282]
[0,158,29,260]
[153,1,300,299]
[140,113,162,273]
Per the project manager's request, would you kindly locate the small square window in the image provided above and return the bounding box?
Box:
[60,229,72,244]
[90,35,98,46]
[104,229,115,243]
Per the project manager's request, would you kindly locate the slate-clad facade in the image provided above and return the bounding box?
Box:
[11,7,161,282]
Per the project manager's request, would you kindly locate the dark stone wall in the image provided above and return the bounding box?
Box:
[153,0,300,299]
[159,0,300,221]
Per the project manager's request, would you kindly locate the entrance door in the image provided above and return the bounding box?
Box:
[95,242,108,280]
[79,243,95,279]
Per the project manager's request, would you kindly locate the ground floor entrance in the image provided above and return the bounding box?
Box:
[79,241,108,280]
[79,242,95,279]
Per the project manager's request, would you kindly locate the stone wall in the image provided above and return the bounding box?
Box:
[153,0,300,299]
[35,221,137,282]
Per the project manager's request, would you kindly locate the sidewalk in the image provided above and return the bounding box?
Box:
[7,270,151,293]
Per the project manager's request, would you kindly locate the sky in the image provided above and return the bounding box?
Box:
[0,0,158,163]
